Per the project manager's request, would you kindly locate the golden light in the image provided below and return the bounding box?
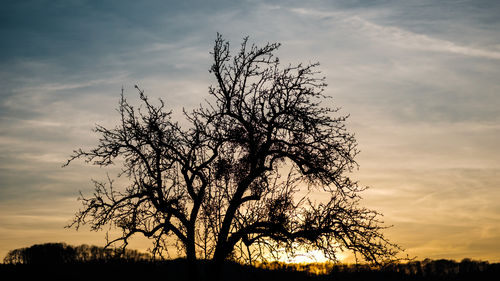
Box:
[285,250,328,264]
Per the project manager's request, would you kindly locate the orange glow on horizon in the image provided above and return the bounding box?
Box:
[280,249,351,264]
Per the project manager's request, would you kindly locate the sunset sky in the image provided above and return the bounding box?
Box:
[1,0,500,262]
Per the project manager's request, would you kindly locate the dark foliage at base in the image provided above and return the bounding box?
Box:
[1,259,499,281]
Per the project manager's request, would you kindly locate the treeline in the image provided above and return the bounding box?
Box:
[3,243,151,264]
[2,243,500,280]
[381,258,496,277]
[258,259,500,280]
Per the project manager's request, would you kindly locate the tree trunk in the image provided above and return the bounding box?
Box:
[209,176,257,280]
[186,227,198,281]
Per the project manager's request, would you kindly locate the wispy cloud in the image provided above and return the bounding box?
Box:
[291,7,500,59]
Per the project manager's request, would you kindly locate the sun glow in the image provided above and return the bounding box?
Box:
[282,249,352,264]
[284,250,326,264]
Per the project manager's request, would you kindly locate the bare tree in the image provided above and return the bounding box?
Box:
[65,34,399,280]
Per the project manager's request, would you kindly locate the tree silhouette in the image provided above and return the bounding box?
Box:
[65,34,398,280]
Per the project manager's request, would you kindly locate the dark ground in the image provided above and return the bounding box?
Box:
[1,259,499,281]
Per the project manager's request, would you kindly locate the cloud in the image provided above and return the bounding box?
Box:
[290,7,500,60]
[359,167,500,261]
[351,16,500,59]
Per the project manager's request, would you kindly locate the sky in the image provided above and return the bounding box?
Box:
[1,0,500,263]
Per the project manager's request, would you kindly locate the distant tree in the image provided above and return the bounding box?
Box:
[65,34,399,280]
[3,248,25,264]
[2,243,151,264]
[2,243,76,264]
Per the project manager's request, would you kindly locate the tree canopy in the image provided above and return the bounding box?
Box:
[65,34,399,279]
